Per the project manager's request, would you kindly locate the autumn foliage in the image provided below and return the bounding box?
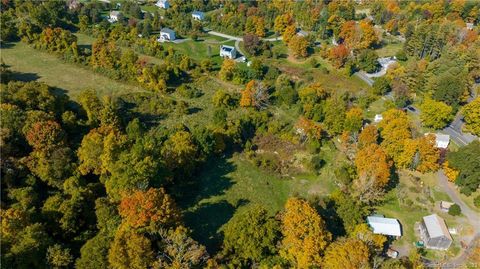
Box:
[119,188,180,231]
[358,125,378,149]
[322,238,370,269]
[328,44,350,68]
[280,197,331,268]
[296,117,322,140]
[355,144,392,189]
[26,120,65,152]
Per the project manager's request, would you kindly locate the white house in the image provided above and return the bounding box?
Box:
[367,216,402,237]
[374,114,383,123]
[155,0,169,9]
[108,11,121,23]
[466,22,474,30]
[296,30,308,37]
[192,11,205,21]
[220,45,237,59]
[434,133,450,149]
[158,28,176,42]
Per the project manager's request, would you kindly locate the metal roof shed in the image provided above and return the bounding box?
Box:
[367,216,402,236]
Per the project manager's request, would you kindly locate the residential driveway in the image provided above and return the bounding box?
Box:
[436,170,480,267]
[354,71,374,86]
[206,30,282,42]
[207,31,242,41]
[437,170,479,227]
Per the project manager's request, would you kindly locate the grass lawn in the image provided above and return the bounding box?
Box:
[375,42,403,58]
[163,39,229,65]
[178,141,342,252]
[1,42,143,98]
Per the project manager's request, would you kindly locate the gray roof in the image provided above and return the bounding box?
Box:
[192,11,204,16]
[160,28,175,35]
[435,133,450,144]
[110,11,120,16]
[423,214,452,240]
[221,45,235,52]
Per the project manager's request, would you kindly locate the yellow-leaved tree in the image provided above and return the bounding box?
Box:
[462,97,480,136]
[322,238,370,269]
[443,161,459,182]
[280,197,331,268]
[378,109,412,163]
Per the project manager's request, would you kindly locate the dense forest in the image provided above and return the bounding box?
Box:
[1,0,480,268]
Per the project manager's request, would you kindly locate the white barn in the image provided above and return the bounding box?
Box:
[158,28,176,42]
[220,45,237,59]
[155,0,169,9]
[192,11,205,21]
[367,216,402,237]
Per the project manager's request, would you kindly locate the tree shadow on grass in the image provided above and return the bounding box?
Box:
[173,156,240,252]
[10,72,41,82]
[184,200,236,253]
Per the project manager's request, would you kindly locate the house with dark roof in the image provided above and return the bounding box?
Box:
[158,28,176,42]
[418,214,453,250]
[220,45,237,59]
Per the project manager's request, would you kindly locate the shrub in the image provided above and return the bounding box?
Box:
[371,77,391,96]
[308,155,325,174]
[448,204,461,216]
[474,196,480,208]
[176,85,202,98]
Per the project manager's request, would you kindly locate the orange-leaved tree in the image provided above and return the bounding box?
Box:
[118,188,180,232]
[357,125,378,149]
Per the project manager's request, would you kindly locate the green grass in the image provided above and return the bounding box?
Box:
[375,42,403,58]
[1,42,143,98]
[163,40,227,65]
[179,142,342,251]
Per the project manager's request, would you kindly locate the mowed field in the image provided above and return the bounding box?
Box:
[1,42,143,98]
[178,141,343,252]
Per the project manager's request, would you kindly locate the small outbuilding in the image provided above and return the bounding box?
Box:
[367,216,402,237]
[466,22,474,30]
[220,45,237,59]
[374,114,383,123]
[158,28,176,42]
[192,11,205,21]
[108,11,121,23]
[418,214,453,250]
[155,0,169,9]
[440,201,454,212]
